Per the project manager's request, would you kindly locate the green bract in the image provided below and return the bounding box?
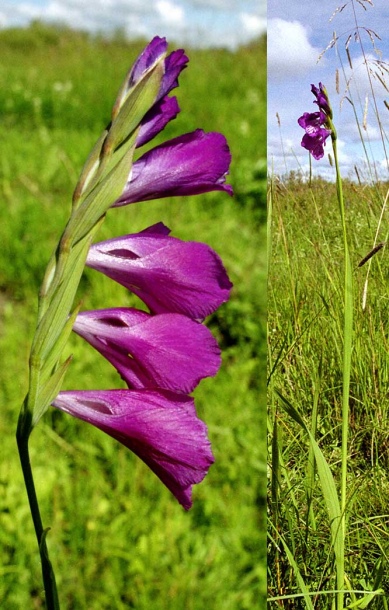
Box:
[22,52,165,433]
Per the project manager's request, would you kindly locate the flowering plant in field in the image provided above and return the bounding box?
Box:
[17,36,232,609]
[298,82,333,160]
[297,80,361,610]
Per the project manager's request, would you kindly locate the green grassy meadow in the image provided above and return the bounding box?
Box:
[268,173,389,607]
[0,24,266,609]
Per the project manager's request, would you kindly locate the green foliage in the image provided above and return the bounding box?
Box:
[268,175,389,607]
[0,24,266,609]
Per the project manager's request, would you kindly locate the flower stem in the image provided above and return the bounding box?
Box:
[16,403,60,610]
[331,129,353,610]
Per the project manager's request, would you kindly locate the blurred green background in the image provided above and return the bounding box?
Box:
[0,23,266,609]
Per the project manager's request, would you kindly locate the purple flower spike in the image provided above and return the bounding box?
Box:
[52,389,214,509]
[298,82,333,160]
[113,130,233,206]
[86,223,232,319]
[73,308,221,393]
[298,111,331,160]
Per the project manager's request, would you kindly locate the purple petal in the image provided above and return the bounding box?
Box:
[86,226,232,319]
[73,308,221,393]
[158,48,189,100]
[124,37,188,110]
[128,39,188,102]
[52,389,214,509]
[128,36,168,89]
[297,111,327,131]
[137,96,180,148]
[298,108,331,160]
[301,129,331,160]
[113,130,233,206]
[311,82,331,115]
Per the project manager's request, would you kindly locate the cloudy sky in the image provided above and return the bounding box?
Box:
[0,0,265,50]
[269,0,389,181]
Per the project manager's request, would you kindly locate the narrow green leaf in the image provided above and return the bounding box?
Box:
[31,227,98,361]
[40,305,80,382]
[72,128,108,206]
[346,590,384,609]
[271,414,280,514]
[64,134,137,245]
[275,389,343,568]
[268,526,314,610]
[305,357,322,532]
[32,356,72,427]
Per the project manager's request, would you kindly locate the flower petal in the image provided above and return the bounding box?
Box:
[311,82,331,116]
[52,389,214,509]
[137,96,180,148]
[86,225,232,319]
[124,37,188,108]
[73,308,221,393]
[301,129,330,160]
[298,110,331,160]
[113,130,233,206]
[297,111,327,131]
[158,47,189,99]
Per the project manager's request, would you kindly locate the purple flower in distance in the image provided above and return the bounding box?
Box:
[298,111,331,160]
[73,308,221,393]
[86,223,232,319]
[52,389,214,510]
[114,130,233,206]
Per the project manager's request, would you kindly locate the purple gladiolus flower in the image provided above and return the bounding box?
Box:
[73,308,221,393]
[298,82,333,160]
[52,389,214,510]
[114,130,233,206]
[298,111,331,160]
[48,37,233,512]
[112,37,232,205]
[86,223,232,319]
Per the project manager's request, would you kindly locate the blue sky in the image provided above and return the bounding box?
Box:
[0,0,265,50]
[268,0,389,181]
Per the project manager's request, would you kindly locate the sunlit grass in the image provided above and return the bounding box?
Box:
[268,173,389,608]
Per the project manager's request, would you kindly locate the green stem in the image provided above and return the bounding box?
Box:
[331,130,353,610]
[16,403,60,610]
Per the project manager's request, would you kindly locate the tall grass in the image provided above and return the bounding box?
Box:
[268,173,389,607]
[268,4,389,606]
[0,23,266,609]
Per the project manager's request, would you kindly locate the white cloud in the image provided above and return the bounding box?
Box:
[187,0,261,10]
[240,12,266,37]
[0,0,265,48]
[268,18,322,81]
[156,0,185,26]
[42,2,82,25]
